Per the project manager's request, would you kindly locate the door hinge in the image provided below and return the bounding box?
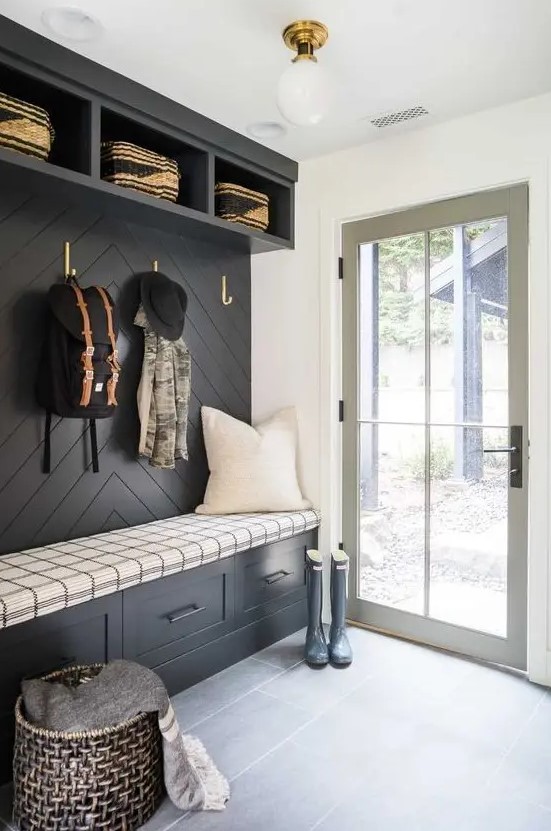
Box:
[338,256,343,280]
[338,400,344,422]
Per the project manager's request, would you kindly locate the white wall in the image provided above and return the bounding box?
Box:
[252,92,551,684]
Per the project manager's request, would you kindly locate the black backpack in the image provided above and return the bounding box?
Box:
[37,281,121,473]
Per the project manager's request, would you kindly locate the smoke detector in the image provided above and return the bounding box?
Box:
[370,106,429,129]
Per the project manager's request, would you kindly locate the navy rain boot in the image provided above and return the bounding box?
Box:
[329,550,353,667]
[304,549,329,667]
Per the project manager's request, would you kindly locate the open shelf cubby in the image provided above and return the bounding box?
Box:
[215,158,293,242]
[0,62,91,175]
[0,25,296,254]
[101,108,209,214]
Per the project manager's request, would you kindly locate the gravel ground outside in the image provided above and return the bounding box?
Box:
[360,472,508,609]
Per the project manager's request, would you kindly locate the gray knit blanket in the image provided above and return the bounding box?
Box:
[22,660,229,813]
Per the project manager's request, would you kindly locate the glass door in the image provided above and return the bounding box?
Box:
[342,186,528,669]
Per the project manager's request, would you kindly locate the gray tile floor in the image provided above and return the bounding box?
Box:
[1,626,551,830]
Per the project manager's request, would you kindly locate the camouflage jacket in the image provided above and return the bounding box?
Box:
[134,305,191,469]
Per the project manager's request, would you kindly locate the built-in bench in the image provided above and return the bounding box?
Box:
[0,509,320,784]
[0,509,320,629]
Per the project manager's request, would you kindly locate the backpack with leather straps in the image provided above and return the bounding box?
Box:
[37,279,121,473]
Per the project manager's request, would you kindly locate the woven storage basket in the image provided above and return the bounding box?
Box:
[215,182,269,232]
[13,664,164,831]
[0,91,55,160]
[101,141,180,202]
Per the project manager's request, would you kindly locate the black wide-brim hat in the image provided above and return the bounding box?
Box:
[141,271,187,341]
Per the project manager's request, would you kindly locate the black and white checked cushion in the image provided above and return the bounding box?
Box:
[0,510,321,629]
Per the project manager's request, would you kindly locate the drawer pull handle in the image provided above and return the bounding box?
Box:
[264,570,293,585]
[166,604,206,624]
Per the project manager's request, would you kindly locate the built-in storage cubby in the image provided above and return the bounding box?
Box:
[101,107,209,214]
[0,16,297,252]
[215,157,293,241]
[0,62,91,175]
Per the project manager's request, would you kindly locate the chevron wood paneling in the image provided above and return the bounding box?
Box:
[0,187,251,555]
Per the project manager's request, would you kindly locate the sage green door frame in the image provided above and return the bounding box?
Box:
[342,185,529,669]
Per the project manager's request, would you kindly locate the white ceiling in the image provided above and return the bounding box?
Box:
[1,0,551,161]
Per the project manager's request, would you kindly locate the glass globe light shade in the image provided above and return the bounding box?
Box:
[276,59,332,127]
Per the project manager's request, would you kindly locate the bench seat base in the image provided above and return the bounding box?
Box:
[0,525,316,784]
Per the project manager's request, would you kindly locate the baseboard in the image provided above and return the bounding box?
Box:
[531,649,551,687]
[153,598,308,696]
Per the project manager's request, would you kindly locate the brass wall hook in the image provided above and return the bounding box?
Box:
[152,259,159,272]
[63,241,77,282]
[221,274,233,306]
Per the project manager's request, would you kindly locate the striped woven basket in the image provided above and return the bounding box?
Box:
[101,141,180,202]
[215,182,269,232]
[0,91,55,160]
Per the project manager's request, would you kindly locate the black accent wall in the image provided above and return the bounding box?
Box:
[0,186,251,556]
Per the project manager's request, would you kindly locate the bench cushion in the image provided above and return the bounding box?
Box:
[0,510,320,630]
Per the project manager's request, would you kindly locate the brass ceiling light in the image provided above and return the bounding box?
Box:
[277,20,332,127]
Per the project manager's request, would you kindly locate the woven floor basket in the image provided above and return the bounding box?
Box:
[0,91,55,161]
[215,182,269,232]
[13,664,164,831]
[101,141,180,202]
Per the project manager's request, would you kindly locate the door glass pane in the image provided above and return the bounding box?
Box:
[359,423,426,613]
[360,233,426,423]
[429,219,508,426]
[356,215,511,634]
[428,426,508,636]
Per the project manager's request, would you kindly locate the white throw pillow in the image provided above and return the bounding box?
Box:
[196,406,311,514]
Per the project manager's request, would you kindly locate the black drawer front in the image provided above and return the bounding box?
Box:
[236,531,315,622]
[0,596,122,713]
[0,617,105,712]
[0,595,122,786]
[243,550,304,610]
[123,559,234,660]
[153,597,309,697]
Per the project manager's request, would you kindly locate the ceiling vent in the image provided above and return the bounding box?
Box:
[370,105,429,129]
